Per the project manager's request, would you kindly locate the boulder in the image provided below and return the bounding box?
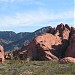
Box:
[5,52,12,60]
[0,45,4,63]
[59,57,75,63]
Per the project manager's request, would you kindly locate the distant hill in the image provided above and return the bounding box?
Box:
[0,26,52,51]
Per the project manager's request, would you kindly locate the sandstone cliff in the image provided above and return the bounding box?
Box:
[13,23,75,63]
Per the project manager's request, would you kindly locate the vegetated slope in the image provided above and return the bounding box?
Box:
[0,60,75,75]
[0,31,31,51]
[0,26,52,51]
[0,31,31,41]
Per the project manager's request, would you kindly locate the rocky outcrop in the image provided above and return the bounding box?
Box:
[5,52,12,60]
[65,34,75,57]
[15,23,72,61]
[0,45,4,63]
[12,23,75,63]
[27,33,60,60]
[27,24,71,61]
[59,27,75,63]
[59,57,75,63]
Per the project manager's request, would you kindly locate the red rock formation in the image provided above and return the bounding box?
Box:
[27,33,60,60]
[65,34,75,57]
[59,27,75,63]
[59,57,75,63]
[13,23,75,62]
[0,45,4,63]
[26,24,70,61]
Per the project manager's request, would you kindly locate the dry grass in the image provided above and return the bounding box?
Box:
[0,60,75,75]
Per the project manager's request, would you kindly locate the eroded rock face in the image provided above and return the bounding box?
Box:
[28,33,61,60]
[59,27,75,63]
[65,28,75,57]
[59,57,75,63]
[13,23,74,62]
[26,24,70,61]
[0,45,4,63]
[65,35,75,57]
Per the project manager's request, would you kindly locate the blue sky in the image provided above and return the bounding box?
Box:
[0,0,74,33]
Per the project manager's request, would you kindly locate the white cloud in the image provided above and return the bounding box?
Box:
[0,0,23,2]
[0,0,44,10]
[0,0,44,6]
[0,10,74,27]
[0,0,42,4]
[0,0,8,2]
